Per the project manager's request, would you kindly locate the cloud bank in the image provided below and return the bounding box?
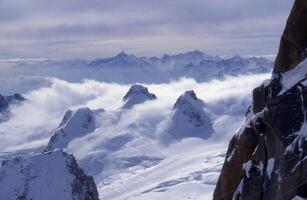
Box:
[0,73,270,152]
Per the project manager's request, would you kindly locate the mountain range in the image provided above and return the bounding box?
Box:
[0,51,273,95]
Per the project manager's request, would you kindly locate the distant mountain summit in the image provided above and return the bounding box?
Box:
[2,51,273,93]
[168,90,214,140]
[89,51,151,68]
[122,85,157,109]
[0,150,99,200]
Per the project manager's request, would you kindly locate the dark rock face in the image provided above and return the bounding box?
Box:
[0,93,26,123]
[274,0,307,73]
[0,93,25,112]
[122,84,157,109]
[214,71,307,200]
[214,1,307,199]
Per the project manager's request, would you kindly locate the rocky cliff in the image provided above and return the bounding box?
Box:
[214,1,307,199]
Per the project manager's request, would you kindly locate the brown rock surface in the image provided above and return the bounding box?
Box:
[214,1,307,199]
[274,0,307,73]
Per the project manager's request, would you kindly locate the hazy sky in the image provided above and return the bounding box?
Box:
[0,0,293,59]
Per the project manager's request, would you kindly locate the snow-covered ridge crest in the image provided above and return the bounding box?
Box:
[45,107,96,152]
[279,58,307,95]
[0,150,99,200]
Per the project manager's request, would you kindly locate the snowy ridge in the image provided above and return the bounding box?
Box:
[0,150,99,200]
[45,107,96,152]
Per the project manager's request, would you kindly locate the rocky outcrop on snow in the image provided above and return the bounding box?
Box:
[0,150,99,200]
[45,107,96,151]
[0,93,25,112]
[0,93,25,123]
[122,85,157,109]
[168,90,214,140]
[214,1,307,199]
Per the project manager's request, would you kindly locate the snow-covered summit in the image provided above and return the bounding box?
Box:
[0,150,99,200]
[168,90,214,140]
[89,51,151,68]
[45,107,96,151]
[122,85,157,109]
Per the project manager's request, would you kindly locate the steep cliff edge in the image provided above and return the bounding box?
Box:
[214,1,307,199]
[274,0,307,73]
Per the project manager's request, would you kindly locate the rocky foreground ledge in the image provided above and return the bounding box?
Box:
[214,0,307,199]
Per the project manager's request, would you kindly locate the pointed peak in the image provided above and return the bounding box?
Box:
[45,107,96,151]
[182,90,198,100]
[174,90,201,109]
[229,55,243,61]
[186,50,203,56]
[122,85,157,109]
[115,51,129,58]
[123,85,156,101]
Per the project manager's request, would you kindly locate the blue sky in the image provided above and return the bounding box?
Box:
[0,0,293,59]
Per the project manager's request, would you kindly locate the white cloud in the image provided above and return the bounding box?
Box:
[0,73,270,152]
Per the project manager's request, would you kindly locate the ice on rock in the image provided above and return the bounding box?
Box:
[0,150,99,200]
[122,85,157,109]
[45,107,96,151]
[168,90,214,140]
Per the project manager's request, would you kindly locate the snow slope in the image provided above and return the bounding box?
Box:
[0,150,99,200]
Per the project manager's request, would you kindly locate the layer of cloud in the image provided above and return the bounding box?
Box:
[0,0,293,58]
[0,73,270,152]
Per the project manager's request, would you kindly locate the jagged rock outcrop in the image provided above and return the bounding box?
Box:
[45,107,96,152]
[214,1,307,199]
[0,93,25,112]
[122,85,157,109]
[274,0,307,73]
[0,93,26,123]
[0,150,99,200]
[168,90,214,140]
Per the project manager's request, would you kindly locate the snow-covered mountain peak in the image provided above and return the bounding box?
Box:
[115,51,129,58]
[174,90,202,110]
[45,107,96,151]
[167,90,214,140]
[122,85,157,109]
[0,150,99,200]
